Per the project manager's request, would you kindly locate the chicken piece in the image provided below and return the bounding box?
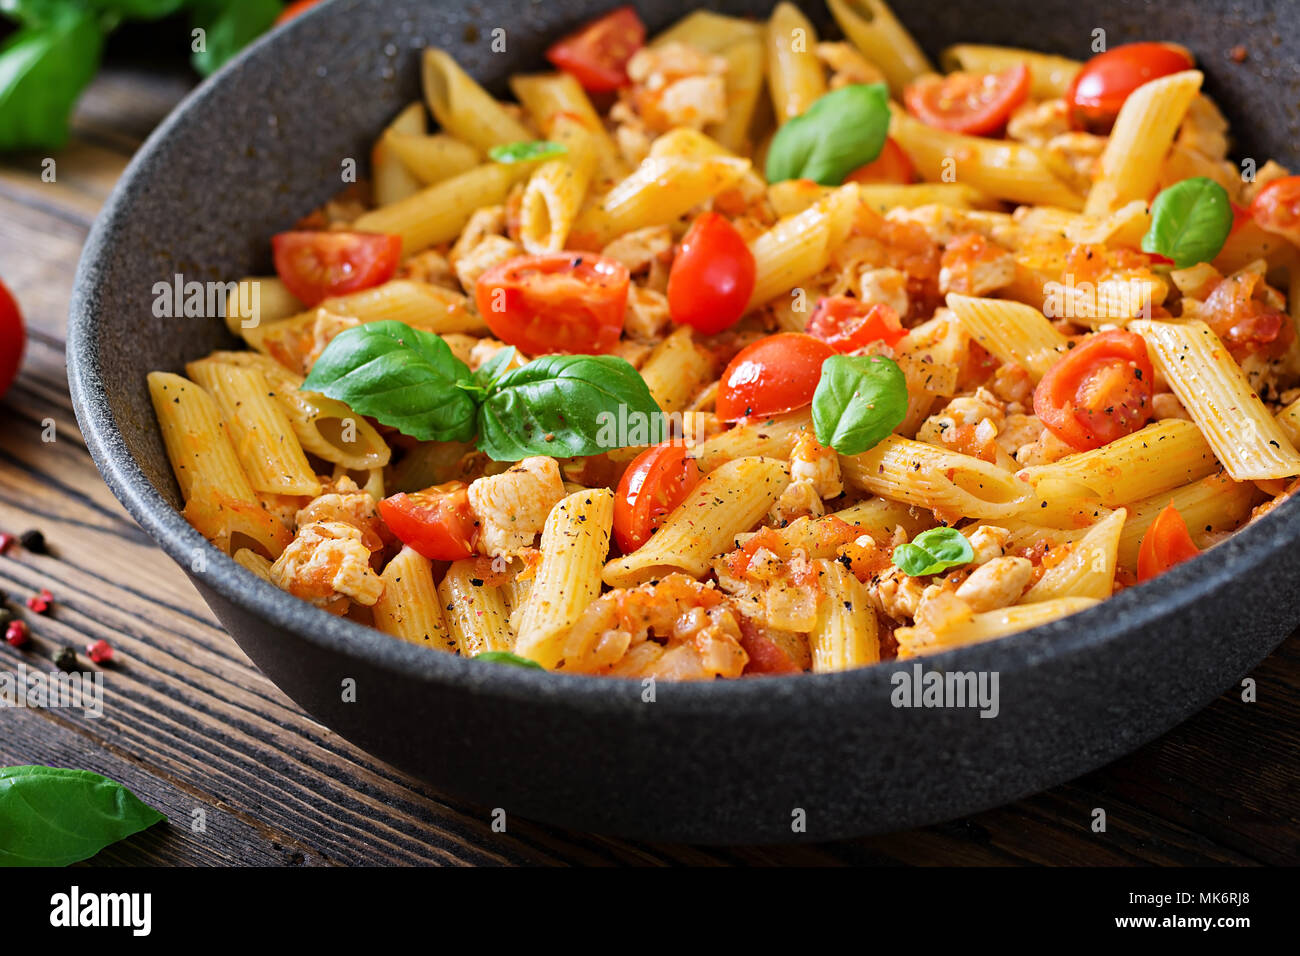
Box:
[624,285,673,341]
[395,249,458,290]
[1151,392,1190,421]
[270,520,384,610]
[997,413,1044,456]
[857,267,910,319]
[625,43,729,132]
[1043,131,1107,194]
[955,556,1033,612]
[450,206,507,261]
[967,525,1010,565]
[770,479,825,526]
[939,233,1016,297]
[453,234,521,294]
[466,456,566,556]
[601,225,673,274]
[295,476,388,552]
[790,432,843,498]
[869,564,928,622]
[1007,98,1072,147]
[288,309,360,376]
[1014,424,1076,465]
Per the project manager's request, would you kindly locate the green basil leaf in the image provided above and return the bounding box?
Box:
[0,766,165,866]
[765,83,890,186]
[487,140,567,163]
[475,651,544,669]
[301,320,479,442]
[477,354,662,461]
[892,527,975,577]
[811,353,908,455]
[1141,177,1234,269]
[472,345,517,390]
[188,0,280,77]
[0,9,102,152]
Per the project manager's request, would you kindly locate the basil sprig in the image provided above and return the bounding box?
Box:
[475,651,544,669]
[302,320,662,461]
[765,83,890,186]
[488,140,567,163]
[1141,177,1234,269]
[0,765,165,866]
[892,527,975,577]
[811,353,908,455]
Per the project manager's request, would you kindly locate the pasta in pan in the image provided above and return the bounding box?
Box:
[149,3,1300,679]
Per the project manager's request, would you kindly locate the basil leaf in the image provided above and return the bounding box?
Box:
[477,354,662,461]
[1141,177,1234,269]
[472,345,517,390]
[475,651,544,669]
[765,83,890,186]
[812,353,908,455]
[892,527,975,577]
[301,320,479,442]
[0,9,102,151]
[0,765,165,866]
[487,140,567,163]
[188,0,281,77]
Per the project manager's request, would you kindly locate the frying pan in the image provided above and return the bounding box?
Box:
[67,0,1300,842]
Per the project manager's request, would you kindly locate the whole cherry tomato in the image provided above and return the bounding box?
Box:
[667,212,756,334]
[715,333,834,422]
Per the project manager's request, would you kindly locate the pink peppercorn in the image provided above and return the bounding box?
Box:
[0,533,14,554]
[86,639,114,664]
[5,620,29,647]
[26,588,52,613]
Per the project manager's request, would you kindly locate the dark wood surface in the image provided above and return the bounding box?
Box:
[0,60,1297,867]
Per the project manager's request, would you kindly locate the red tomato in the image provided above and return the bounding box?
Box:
[1067,42,1194,132]
[1249,176,1300,246]
[474,252,629,355]
[1033,330,1154,451]
[737,616,802,676]
[379,482,479,561]
[271,231,401,306]
[844,138,916,185]
[1137,503,1201,582]
[903,63,1030,135]
[545,6,645,93]
[716,333,834,422]
[612,442,702,553]
[666,212,756,334]
[806,297,907,353]
[275,0,320,25]
[0,279,24,399]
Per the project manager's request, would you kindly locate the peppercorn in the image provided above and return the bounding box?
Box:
[5,620,29,648]
[26,588,52,614]
[54,647,76,670]
[0,607,11,629]
[18,529,46,554]
[86,639,114,664]
[0,533,14,554]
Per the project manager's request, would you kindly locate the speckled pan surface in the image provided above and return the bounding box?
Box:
[68,0,1300,842]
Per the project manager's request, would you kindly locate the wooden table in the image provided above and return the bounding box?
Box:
[1,58,1297,867]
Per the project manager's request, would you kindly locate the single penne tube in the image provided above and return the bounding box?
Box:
[889,106,1085,210]
[895,597,1099,658]
[518,114,597,253]
[421,48,531,152]
[809,558,880,672]
[1130,318,1300,480]
[711,36,766,153]
[639,326,714,414]
[147,371,257,505]
[940,45,1081,99]
[944,293,1068,379]
[571,156,750,248]
[372,101,427,207]
[233,547,273,582]
[372,546,457,651]
[841,436,1030,520]
[695,409,813,471]
[1084,70,1203,216]
[735,497,935,553]
[648,127,736,159]
[351,163,527,257]
[603,457,791,587]
[186,360,321,497]
[438,559,515,656]
[827,0,932,98]
[650,9,765,51]
[514,489,614,669]
[1016,419,1218,507]
[748,182,860,310]
[766,2,827,121]
[509,70,626,187]
[1057,274,1169,327]
[383,131,481,186]
[223,276,302,338]
[1115,472,1260,570]
[1021,508,1126,603]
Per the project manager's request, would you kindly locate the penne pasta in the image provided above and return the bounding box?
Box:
[421,48,531,152]
[809,558,880,672]
[827,0,932,97]
[438,559,515,656]
[373,546,457,651]
[944,293,1068,380]
[766,2,827,122]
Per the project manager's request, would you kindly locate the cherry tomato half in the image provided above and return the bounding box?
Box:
[545,6,645,93]
[1067,42,1194,133]
[474,252,629,355]
[1249,175,1300,247]
[1033,329,1154,451]
[275,0,321,26]
[271,231,402,306]
[1137,503,1201,582]
[612,442,703,553]
[0,279,25,399]
[904,63,1030,135]
[845,137,916,185]
[666,212,756,335]
[379,482,479,561]
[806,297,907,353]
[716,333,834,422]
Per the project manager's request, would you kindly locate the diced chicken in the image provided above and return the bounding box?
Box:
[955,556,1033,612]
[270,520,385,610]
[790,432,843,499]
[1015,423,1077,465]
[451,206,507,260]
[295,476,387,551]
[1043,131,1107,193]
[625,43,729,131]
[1151,392,1191,421]
[395,249,458,290]
[967,525,1010,565]
[996,412,1044,456]
[771,479,824,525]
[467,456,567,556]
[298,309,361,375]
[1006,98,1072,148]
[453,234,521,294]
[1177,94,1230,162]
[869,565,928,621]
[601,225,673,274]
[624,285,673,341]
[939,233,1016,297]
[857,267,910,319]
